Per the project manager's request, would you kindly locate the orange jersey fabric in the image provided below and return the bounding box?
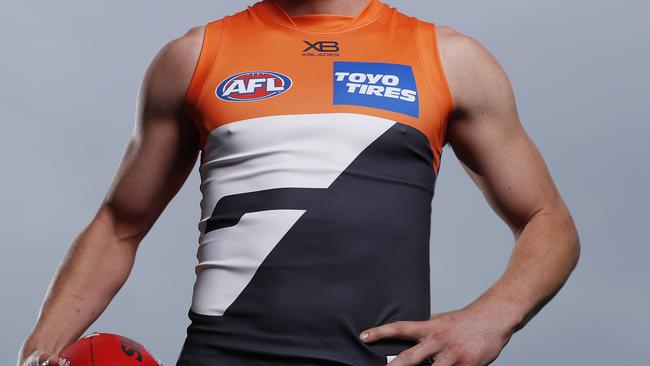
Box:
[185,0,452,171]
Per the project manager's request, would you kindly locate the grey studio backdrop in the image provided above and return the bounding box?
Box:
[1,0,648,364]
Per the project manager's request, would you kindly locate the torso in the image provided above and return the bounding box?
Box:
[178,1,452,365]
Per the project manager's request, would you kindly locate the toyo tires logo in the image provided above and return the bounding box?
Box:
[333,61,419,117]
[216,71,292,102]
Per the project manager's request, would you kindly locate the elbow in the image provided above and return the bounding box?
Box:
[93,203,149,249]
[553,202,581,272]
[518,201,581,271]
[566,212,581,271]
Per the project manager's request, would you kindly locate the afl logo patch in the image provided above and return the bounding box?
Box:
[216,71,293,102]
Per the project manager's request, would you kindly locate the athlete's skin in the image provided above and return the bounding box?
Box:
[18,1,580,365]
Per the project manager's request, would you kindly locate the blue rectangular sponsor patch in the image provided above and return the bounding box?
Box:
[333,61,419,118]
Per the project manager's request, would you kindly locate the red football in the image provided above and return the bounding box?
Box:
[60,333,161,366]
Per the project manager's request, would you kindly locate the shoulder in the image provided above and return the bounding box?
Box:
[153,26,205,76]
[435,24,503,79]
[434,25,491,60]
[174,26,205,51]
[135,25,207,124]
[139,26,206,112]
[434,25,513,113]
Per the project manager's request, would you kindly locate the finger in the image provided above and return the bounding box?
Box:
[387,339,443,366]
[23,351,69,366]
[46,355,70,366]
[23,351,46,366]
[360,321,428,343]
[431,351,457,366]
[48,356,70,366]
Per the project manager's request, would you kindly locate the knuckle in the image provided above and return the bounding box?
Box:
[447,344,474,364]
[423,330,445,345]
[458,351,478,365]
[431,352,452,365]
[395,320,415,333]
[380,323,396,336]
[422,338,440,351]
[399,349,418,363]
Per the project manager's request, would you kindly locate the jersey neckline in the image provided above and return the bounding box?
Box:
[251,0,387,33]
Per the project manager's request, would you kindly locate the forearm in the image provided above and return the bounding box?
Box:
[464,203,580,333]
[20,208,138,358]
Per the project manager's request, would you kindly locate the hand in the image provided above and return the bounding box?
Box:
[359,308,515,366]
[19,350,69,366]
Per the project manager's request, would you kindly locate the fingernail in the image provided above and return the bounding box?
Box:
[360,331,369,340]
[61,359,70,366]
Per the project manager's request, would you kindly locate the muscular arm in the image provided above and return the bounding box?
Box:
[438,26,580,333]
[18,26,204,365]
[360,26,580,366]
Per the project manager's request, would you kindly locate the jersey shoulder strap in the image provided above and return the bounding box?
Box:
[414,20,454,149]
[184,18,226,147]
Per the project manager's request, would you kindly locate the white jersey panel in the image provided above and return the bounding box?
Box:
[192,113,396,316]
[192,209,306,315]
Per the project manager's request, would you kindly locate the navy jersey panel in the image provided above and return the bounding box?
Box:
[177,120,436,365]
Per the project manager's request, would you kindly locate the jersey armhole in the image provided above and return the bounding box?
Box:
[183,19,225,149]
[414,20,455,165]
[430,24,454,112]
[431,23,455,152]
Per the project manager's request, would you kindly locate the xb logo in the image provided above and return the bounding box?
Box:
[303,40,340,52]
[302,40,340,56]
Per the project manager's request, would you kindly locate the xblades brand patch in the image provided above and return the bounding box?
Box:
[303,40,340,57]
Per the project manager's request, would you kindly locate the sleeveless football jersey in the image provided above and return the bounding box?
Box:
[178,0,453,365]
